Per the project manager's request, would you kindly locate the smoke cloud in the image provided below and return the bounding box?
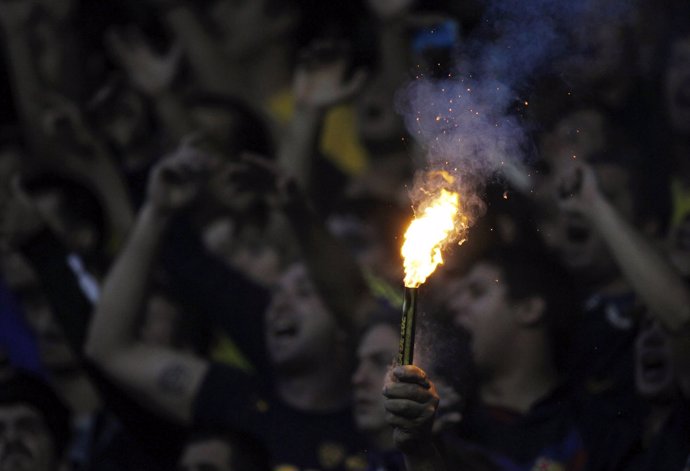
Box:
[397,0,634,221]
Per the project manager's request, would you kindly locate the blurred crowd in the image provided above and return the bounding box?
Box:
[1,0,689,470]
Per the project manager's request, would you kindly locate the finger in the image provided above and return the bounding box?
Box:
[384,398,431,418]
[385,410,434,430]
[178,154,215,177]
[383,382,433,403]
[392,365,431,387]
[158,156,205,182]
[385,411,417,429]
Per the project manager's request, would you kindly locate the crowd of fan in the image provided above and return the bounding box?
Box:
[1,0,689,470]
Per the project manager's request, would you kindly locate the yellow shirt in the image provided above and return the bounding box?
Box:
[267,90,369,176]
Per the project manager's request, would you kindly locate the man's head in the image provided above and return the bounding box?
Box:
[351,314,399,448]
[449,247,578,379]
[87,77,150,156]
[264,263,349,373]
[0,256,80,376]
[0,371,70,471]
[183,94,275,216]
[178,429,269,471]
[634,318,676,402]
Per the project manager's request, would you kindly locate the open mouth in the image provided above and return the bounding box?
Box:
[272,325,298,339]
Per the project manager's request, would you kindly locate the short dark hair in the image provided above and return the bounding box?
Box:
[0,370,71,458]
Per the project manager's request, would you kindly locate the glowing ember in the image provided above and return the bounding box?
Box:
[402,182,466,288]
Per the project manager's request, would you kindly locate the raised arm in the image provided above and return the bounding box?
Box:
[154,2,243,97]
[557,161,690,399]
[105,28,194,141]
[281,41,367,190]
[0,0,50,151]
[244,155,373,333]
[85,144,213,423]
[557,162,690,334]
[383,365,446,471]
[37,93,135,246]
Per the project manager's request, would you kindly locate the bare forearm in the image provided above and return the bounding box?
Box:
[2,29,49,150]
[86,203,170,358]
[278,105,323,190]
[589,195,690,332]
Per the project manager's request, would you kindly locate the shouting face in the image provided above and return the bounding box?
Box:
[635,319,676,400]
[264,264,343,372]
[448,262,518,377]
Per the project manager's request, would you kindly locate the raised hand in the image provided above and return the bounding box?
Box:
[239,153,302,208]
[106,27,182,96]
[147,139,214,213]
[293,41,367,110]
[383,365,439,453]
[555,161,602,215]
[39,92,99,158]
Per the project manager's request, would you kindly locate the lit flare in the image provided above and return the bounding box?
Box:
[402,187,465,288]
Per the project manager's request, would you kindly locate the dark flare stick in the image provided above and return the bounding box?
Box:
[398,287,418,365]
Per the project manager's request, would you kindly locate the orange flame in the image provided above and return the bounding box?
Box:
[402,178,466,288]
